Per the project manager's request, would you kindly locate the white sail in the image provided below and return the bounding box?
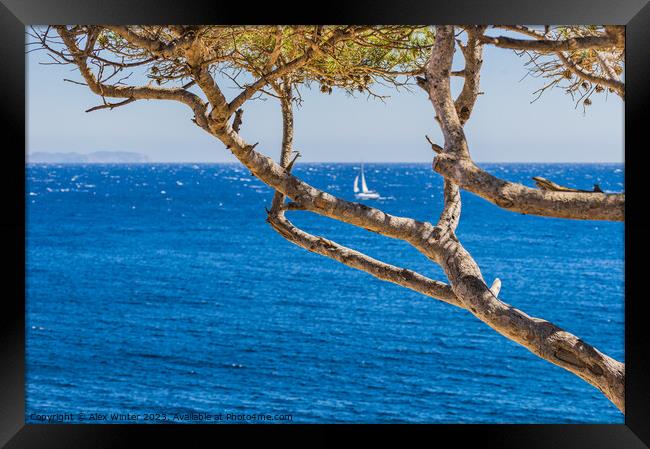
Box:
[354,163,380,200]
[360,167,369,193]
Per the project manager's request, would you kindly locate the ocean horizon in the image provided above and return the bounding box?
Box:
[26,162,624,423]
[25,160,626,164]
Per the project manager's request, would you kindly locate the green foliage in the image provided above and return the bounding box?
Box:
[89,26,435,96]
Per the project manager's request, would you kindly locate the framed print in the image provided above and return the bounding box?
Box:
[1,0,649,447]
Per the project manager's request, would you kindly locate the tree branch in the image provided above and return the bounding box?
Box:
[56,26,210,130]
[426,26,625,412]
[269,79,296,214]
[437,180,462,233]
[267,212,461,307]
[213,120,427,242]
[264,78,460,305]
[85,97,136,113]
[454,26,486,125]
[556,51,625,98]
[422,27,469,158]
[479,33,622,53]
[422,25,624,221]
[265,79,462,306]
[493,25,625,99]
[433,155,624,221]
[105,26,196,58]
[227,27,358,116]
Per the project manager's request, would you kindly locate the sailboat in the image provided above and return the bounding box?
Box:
[354,164,380,200]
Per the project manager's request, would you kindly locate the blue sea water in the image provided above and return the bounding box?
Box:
[25,162,624,424]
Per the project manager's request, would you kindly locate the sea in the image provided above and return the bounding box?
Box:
[25,162,624,424]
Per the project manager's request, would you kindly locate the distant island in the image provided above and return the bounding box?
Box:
[28,151,150,163]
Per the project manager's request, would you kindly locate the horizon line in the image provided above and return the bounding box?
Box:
[24,160,625,165]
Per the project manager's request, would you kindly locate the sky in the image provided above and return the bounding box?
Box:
[26,28,624,163]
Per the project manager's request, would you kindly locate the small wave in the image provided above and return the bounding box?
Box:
[223,363,245,369]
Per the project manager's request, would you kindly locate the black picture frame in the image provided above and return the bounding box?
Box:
[2,0,649,447]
